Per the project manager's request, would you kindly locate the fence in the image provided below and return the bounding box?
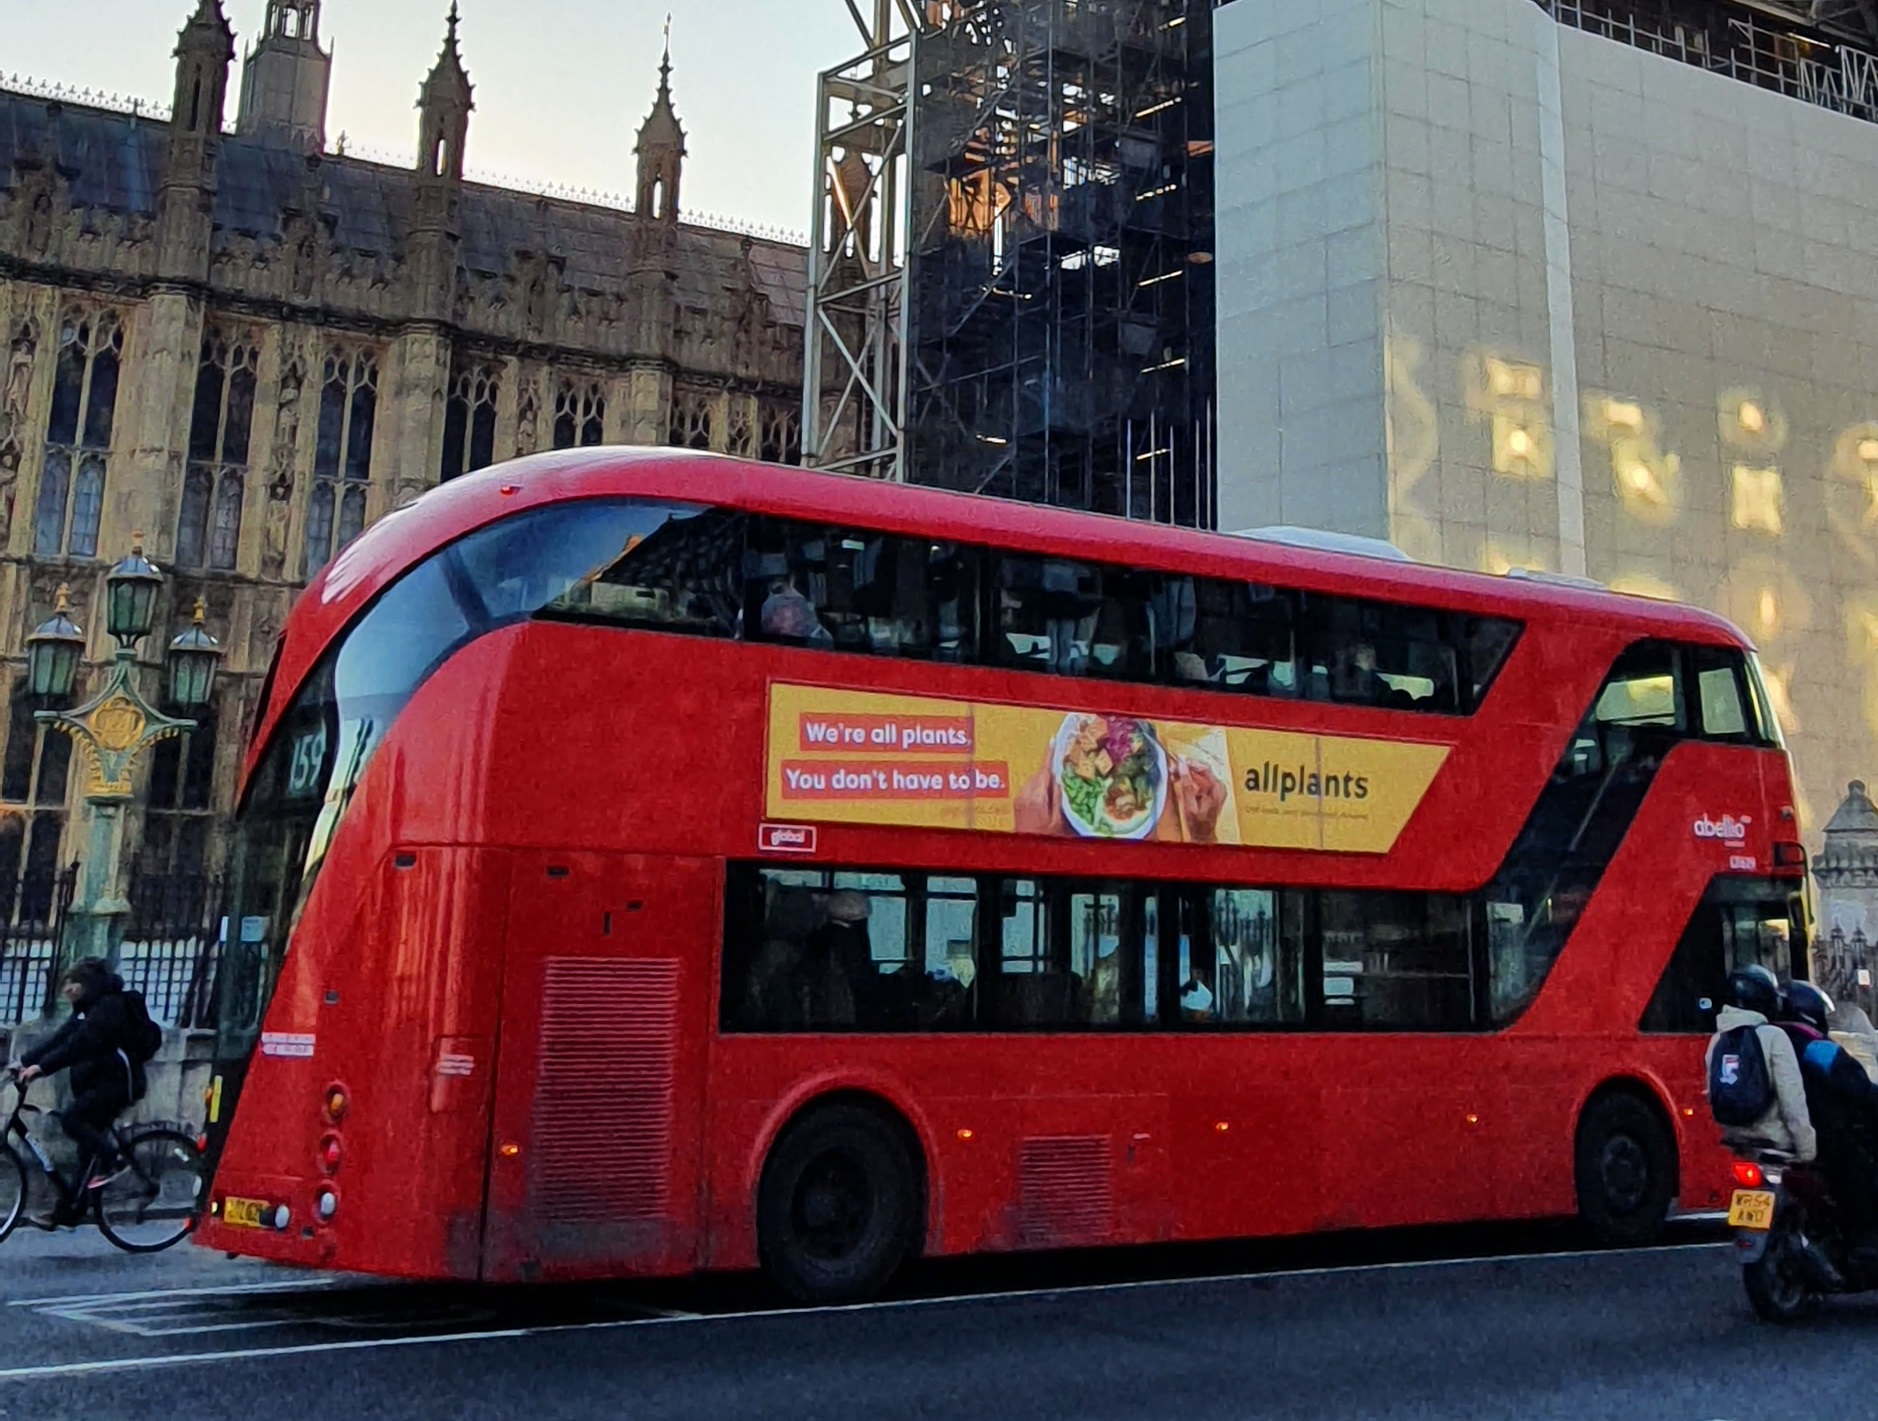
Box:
[0,865,77,1026]
[118,870,224,1029]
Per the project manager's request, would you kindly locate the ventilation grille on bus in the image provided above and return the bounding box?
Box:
[1019,1135,1113,1247]
[529,957,679,1226]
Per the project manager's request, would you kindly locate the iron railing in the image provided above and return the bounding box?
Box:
[0,864,77,1026]
[119,870,224,1029]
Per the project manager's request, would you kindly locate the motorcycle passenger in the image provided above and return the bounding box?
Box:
[1784,981,1878,1243]
[1706,964,1816,1162]
[1828,1000,1878,1084]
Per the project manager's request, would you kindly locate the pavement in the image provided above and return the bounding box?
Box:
[0,1219,1871,1419]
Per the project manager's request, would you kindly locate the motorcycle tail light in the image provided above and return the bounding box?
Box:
[1732,1160,1764,1188]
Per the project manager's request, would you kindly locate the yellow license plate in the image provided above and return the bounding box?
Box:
[222,1195,269,1229]
[1728,1189,1777,1230]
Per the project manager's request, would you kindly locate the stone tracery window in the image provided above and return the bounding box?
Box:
[177,329,259,570]
[33,310,123,559]
[759,402,802,466]
[0,666,75,924]
[552,378,606,450]
[304,350,378,577]
[441,359,501,481]
[669,388,714,451]
[727,398,756,458]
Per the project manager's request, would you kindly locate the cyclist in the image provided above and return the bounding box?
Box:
[8,958,143,1229]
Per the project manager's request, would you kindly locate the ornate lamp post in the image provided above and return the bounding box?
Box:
[23,538,223,1001]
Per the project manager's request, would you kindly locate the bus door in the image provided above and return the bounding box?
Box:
[482,851,714,1282]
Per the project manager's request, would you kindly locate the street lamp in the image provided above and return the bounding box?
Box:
[22,537,224,1009]
[23,588,84,699]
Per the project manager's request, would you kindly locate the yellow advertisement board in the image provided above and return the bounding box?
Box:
[764,683,1450,855]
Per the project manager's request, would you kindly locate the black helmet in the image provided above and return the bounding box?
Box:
[1726,963,1782,1018]
[1786,980,1835,1035]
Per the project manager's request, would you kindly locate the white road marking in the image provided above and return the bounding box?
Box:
[7,1277,342,1308]
[0,1238,1727,1383]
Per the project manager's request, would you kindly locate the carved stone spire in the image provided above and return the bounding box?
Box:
[417,1,474,182]
[635,21,686,224]
[158,0,235,281]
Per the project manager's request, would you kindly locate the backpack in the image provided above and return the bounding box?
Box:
[118,988,163,1067]
[1709,1023,1774,1127]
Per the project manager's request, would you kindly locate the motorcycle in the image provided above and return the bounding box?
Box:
[1730,1151,1878,1321]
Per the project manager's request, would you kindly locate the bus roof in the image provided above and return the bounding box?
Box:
[260,448,1749,761]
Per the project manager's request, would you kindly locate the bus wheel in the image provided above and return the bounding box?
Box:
[1574,1091,1674,1247]
[758,1103,920,1305]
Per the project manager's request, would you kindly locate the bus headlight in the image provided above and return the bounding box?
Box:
[272,1204,292,1231]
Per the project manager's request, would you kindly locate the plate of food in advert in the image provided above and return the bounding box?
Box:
[1054,713,1167,840]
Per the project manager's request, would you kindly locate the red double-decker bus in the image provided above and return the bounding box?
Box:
[196,447,1808,1300]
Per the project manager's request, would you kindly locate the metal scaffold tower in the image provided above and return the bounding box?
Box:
[807,1,1217,526]
[802,1,936,482]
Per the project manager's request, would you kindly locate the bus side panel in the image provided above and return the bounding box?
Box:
[482,852,714,1283]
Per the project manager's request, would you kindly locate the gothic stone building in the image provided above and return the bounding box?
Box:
[1813,779,1878,1024]
[0,1,811,920]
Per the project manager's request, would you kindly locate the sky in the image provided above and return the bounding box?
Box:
[0,0,863,235]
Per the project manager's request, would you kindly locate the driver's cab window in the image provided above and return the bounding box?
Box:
[1642,879,1795,1034]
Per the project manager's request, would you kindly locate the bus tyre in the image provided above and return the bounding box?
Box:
[1574,1092,1674,1247]
[758,1104,920,1306]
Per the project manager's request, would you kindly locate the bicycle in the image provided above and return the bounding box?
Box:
[0,1071,205,1252]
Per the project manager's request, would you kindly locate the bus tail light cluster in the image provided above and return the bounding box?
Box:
[318,1082,349,1222]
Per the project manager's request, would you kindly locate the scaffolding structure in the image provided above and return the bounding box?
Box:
[805,1,1216,526]
[907,0,1215,521]
[802,2,936,482]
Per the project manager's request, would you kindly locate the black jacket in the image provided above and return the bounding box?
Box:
[22,965,138,1100]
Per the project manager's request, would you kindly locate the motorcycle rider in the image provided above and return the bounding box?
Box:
[1707,964,1816,1162]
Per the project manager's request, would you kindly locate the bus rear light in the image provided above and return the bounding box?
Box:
[316,1189,338,1221]
[1773,841,1807,868]
[318,1134,343,1174]
[498,1141,522,1159]
[323,1085,349,1123]
[1732,1161,1764,1188]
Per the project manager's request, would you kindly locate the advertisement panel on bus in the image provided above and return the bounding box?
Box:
[765,683,1450,853]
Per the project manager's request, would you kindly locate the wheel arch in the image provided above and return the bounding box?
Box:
[749,1081,935,1258]
[1575,1073,1683,1201]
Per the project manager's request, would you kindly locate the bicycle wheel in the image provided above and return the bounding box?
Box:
[0,1142,25,1243]
[94,1129,204,1253]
